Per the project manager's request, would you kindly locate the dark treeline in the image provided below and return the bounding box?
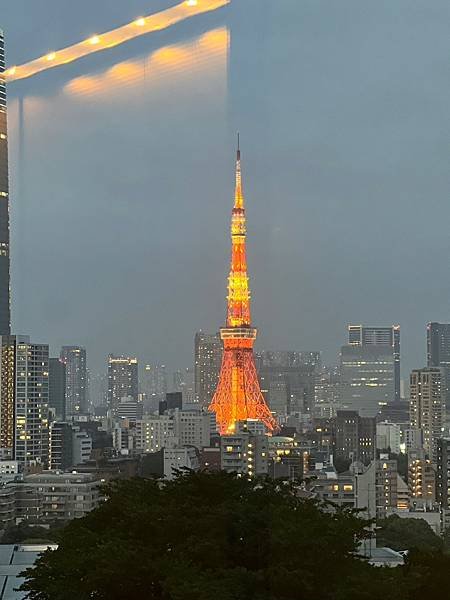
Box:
[20,471,450,600]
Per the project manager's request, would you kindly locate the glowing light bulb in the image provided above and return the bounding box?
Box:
[89,35,100,45]
[186,0,198,6]
[135,17,146,26]
[46,52,56,61]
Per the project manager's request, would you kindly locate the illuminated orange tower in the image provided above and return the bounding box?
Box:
[209,140,277,434]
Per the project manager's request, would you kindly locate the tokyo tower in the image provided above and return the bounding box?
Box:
[208,140,278,434]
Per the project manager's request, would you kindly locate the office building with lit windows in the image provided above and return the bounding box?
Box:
[340,326,398,417]
[0,336,49,468]
[0,31,10,335]
[60,346,87,416]
[107,355,138,413]
[347,325,400,401]
[410,367,444,460]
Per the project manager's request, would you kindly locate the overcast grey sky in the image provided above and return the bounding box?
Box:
[2,0,449,384]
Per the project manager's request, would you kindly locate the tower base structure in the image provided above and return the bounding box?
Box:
[209,327,277,434]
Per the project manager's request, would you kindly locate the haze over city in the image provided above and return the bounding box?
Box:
[2,2,450,598]
[2,0,448,378]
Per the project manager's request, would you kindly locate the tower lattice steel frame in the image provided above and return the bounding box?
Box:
[208,141,277,434]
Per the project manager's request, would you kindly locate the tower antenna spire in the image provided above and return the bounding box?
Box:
[234,133,243,209]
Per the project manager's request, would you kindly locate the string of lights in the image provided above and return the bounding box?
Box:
[6,0,229,83]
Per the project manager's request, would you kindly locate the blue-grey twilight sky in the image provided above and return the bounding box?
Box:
[1,0,449,385]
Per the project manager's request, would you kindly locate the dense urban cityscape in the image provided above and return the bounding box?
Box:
[0,1,449,598]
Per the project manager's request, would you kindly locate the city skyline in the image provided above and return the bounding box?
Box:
[0,5,450,592]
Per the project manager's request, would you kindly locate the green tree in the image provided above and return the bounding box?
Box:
[401,548,450,599]
[20,471,403,600]
[1,523,62,545]
[377,514,442,552]
[333,456,352,473]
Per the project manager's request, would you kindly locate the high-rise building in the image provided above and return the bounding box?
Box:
[0,336,49,467]
[348,325,400,401]
[376,421,401,454]
[256,351,321,417]
[436,438,450,527]
[427,322,450,405]
[171,367,195,406]
[209,143,277,434]
[314,366,341,419]
[0,31,10,336]
[49,358,66,421]
[410,367,444,460]
[194,332,222,408]
[49,422,74,471]
[60,346,87,416]
[375,456,399,519]
[340,326,397,417]
[408,449,436,508]
[107,355,138,413]
[141,364,167,411]
[159,392,183,415]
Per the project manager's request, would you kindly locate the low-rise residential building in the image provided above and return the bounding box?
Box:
[19,472,101,523]
[408,450,436,509]
[221,423,268,476]
[312,458,403,520]
[135,415,174,453]
[176,410,211,448]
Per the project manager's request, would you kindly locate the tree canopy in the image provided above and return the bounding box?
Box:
[377,514,442,552]
[1,523,62,545]
[18,471,450,600]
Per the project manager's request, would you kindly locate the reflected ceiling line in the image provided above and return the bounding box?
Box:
[6,0,229,83]
[64,28,229,99]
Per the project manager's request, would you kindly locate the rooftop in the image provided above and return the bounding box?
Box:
[0,544,58,599]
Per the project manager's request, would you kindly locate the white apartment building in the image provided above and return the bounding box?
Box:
[163,446,199,480]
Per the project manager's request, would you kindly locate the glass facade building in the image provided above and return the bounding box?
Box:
[0,31,10,335]
[60,346,87,416]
